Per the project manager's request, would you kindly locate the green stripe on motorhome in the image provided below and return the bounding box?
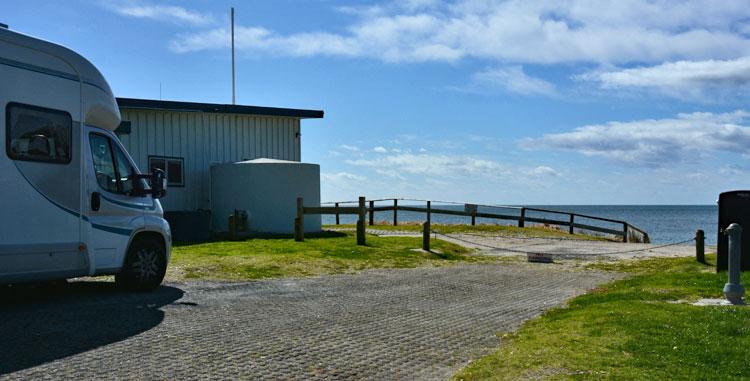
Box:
[14,162,81,219]
[90,223,132,236]
[15,163,134,237]
[0,56,109,93]
[100,194,156,211]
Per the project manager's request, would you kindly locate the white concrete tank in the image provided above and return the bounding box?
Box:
[210,158,321,234]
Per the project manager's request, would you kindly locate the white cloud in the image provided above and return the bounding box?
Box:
[472,66,557,96]
[373,146,388,153]
[345,153,509,178]
[578,57,750,98]
[169,0,750,64]
[526,110,750,167]
[374,168,406,180]
[322,172,367,182]
[321,172,368,191]
[525,166,560,177]
[339,144,360,152]
[719,165,750,176]
[104,1,213,26]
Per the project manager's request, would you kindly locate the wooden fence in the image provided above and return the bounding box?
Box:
[295,197,650,244]
[295,196,368,244]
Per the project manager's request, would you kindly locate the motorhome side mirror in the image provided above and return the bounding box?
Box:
[151,169,167,199]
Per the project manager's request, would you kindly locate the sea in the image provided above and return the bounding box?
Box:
[321,204,719,245]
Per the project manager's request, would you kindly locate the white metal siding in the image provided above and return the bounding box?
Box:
[118,109,301,212]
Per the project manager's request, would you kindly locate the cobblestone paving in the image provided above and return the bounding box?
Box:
[1,264,616,380]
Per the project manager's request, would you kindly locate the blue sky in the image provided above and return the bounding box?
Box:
[4,0,750,204]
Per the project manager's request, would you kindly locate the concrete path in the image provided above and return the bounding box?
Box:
[353,228,703,261]
[0,264,616,380]
[438,234,700,260]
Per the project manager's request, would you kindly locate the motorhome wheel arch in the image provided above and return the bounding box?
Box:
[0,27,171,290]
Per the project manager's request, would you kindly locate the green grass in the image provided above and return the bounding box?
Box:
[169,231,488,281]
[454,254,750,380]
[326,223,612,241]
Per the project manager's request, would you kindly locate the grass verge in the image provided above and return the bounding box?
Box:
[454,254,750,380]
[169,231,488,281]
[326,223,612,241]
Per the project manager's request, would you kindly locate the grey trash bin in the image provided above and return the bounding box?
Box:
[717,190,750,272]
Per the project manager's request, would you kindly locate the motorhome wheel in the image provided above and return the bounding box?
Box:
[116,237,166,291]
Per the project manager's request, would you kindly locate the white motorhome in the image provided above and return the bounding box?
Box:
[0,26,171,290]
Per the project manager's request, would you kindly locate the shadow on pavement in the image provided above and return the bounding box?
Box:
[0,281,183,375]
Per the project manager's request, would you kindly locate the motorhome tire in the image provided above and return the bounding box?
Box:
[116,237,166,291]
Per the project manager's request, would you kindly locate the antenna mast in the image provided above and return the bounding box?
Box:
[231,7,236,105]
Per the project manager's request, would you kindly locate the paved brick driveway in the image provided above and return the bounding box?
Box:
[0,264,616,380]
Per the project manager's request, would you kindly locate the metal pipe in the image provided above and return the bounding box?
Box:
[723,223,745,304]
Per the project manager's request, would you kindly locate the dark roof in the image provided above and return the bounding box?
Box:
[116,97,324,119]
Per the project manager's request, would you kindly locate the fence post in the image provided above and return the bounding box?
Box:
[393,199,398,226]
[724,223,745,304]
[622,223,629,243]
[369,200,374,226]
[295,197,304,242]
[426,200,431,224]
[357,196,366,245]
[569,214,575,235]
[423,221,430,251]
[335,202,340,225]
[695,229,705,263]
[471,210,476,226]
[519,207,526,228]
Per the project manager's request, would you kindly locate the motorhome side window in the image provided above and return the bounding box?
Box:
[6,103,72,164]
[149,156,184,187]
[89,133,139,195]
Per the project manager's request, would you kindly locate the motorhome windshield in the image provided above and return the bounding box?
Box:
[88,131,147,194]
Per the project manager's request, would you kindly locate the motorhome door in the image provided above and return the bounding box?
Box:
[84,127,150,273]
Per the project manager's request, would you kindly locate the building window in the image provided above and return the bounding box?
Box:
[149,156,184,187]
[6,102,72,164]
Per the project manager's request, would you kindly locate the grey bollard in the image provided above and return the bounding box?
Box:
[723,223,745,304]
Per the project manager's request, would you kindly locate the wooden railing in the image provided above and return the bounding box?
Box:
[295,196,368,244]
[296,197,650,244]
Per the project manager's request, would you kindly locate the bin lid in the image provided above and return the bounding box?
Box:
[719,190,750,199]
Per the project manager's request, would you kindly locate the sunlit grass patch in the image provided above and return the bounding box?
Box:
[169,231,489,281]
[455,254,750,380]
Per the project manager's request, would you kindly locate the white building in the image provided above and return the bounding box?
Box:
[114,98,324,240]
